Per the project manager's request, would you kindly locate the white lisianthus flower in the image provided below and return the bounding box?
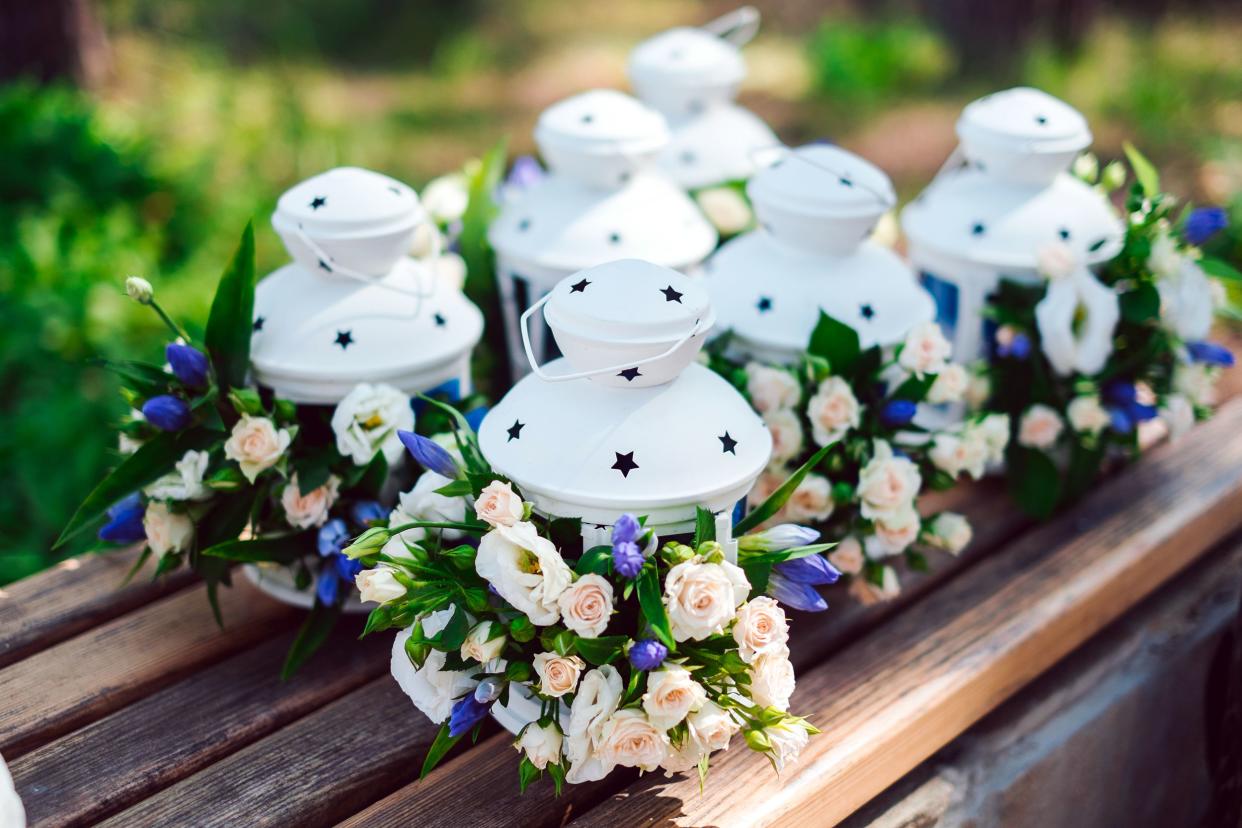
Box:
[355,567,405,604]
[558,574,614,639]
[763,718,811,772]
[1035,268,1120,377]
[518,721,563,770]
[144,449,211,501]
[475,480,525,528]
[927,362,969,404]
[749,651,796,711]
[331,383,414,467]
[1147,229,1182,279]
[475,522,573,625]
[899,322,953,378]
[118,432,145,455]
[848,564,901,606]
[1017,404,1065,450]
[782,473,835,523]
[421,174,470,224]
[763,409,805,465]
[696,186,753,236]
[533,652,585,698]
[1072,152,1099,182]
[732,596,789,664]
[864,507,921,558]
[827,536,865,575]
[1174,362,1219,407]
[664,557,751,642]
[1162,394,1196,439]
[281,474,340,530]
[224,415,291,483]
[460,621,507,663]
[143,501,194,557]
[1159,258,1215,341]
[642,666,707,730]
[745,363,801,415]
[598,710,670,772]
[1037,241,1077,281]
[391,611,479,724]
[927,512,972,555]
[857,440,922,521]
[385,471,468,550]
[565,665,623,783]
[806,376,861,446]
[1067,395,1111,436]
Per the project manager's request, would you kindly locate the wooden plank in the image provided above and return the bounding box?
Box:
[573,396,1242,827]
[0,578,299,758]
[10,622,389,828]
[0,548,196,669]
[95,679,439,828]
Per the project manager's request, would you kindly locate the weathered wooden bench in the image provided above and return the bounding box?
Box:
[4,396,1242,828]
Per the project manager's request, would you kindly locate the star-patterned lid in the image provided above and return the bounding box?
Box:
[957,87,1092,159]
[534,90,669,174]
[749,144,895,222]
[628,26,746,109]
[478,360,771,531]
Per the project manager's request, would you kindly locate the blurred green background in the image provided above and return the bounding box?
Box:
[2,0,1240,583]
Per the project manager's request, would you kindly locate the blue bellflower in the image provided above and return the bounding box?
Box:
[506,155,544,190]
[1186,341,1235,367]
[165,343,210,388]
[629,638,668,671]
[1184,206,1228,246]
[880,399,918,427]
[1102,380,1158,435]
[448,694,493,737]
[995,332,1032,360]
[98,493,146,544]
[398,430,460,479]
[767,571,828,612]
[611,513,645,578]
[350,500,387,527]
[142,395,191,432]
[774,554,841,586]
[316,519,360,605]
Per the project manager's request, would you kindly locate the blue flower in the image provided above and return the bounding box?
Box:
[316,518,364,605]
[880,399,918,427]
[1184,206,1228,246]
[317,518,350,557]
[98,493,146,544]
[738,524,820,553]
[996,331,1032,360]
[398,430,460,478]
[448,694,493,737]
[165,343,210,388]
[612,541,644,579]
[1102,380,1157,433]
[350,500,386,527]
[506,155,544,190]
[766,571,828,612]
[142,395,191,432]
[316,568,340,605]
[334,553,363,581]
[628,638,668,671]
[1186,341,1235,367]
[774,554,841,586]
[612,514,641,545]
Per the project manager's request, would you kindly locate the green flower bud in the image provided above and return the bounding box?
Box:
[342,526,390,559]
[1072,152,1098,183]
[697,541,725,563]
[1101,160,1127,192]
[661,542,696,565]
[125,276,153,304]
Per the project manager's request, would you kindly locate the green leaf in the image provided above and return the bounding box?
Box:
[205,222,257,392]
[1007,447,1063,520]
[227,387,264,416]
[637,564,675,649]
[574,635,629,666]
[576,545,613,576]
[99,359,172,398]
[281,601,341,680]
[693,507,716,547]
[434,479,474,498]
[743,561,772,596]
[292,447,335,494]
[735,442,835,534]
[738,542,836,567]
[1123,142,1159,199]
[413,603,471,651]
[807,311,861,375]
[1200,256,1242,282]
[202,533,312,564]
[421,722,464,779]
[517,756,541,794]
[1120,282,1160,323]
[890,373,936,403]
[57,428,221,546]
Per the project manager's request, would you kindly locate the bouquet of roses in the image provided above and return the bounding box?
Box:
[705,313,1008,603]
[58,224,483,676]
[979,145,1235,518]
[344,402,838,792]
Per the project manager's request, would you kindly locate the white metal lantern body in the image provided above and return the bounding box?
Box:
[707,144,935,363]
[901,88,1124,362]
[627,9,779,189]
[252,167,485,404]
[478,259,771,541]
[489,90,718,380]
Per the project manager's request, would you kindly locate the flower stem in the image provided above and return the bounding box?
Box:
[149,299,193,343]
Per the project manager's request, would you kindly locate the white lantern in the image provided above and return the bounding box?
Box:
[489,90,718,380]
[707,144,935,362]
[477,258,770,546]
[627,6,779,189]
[252,166,484,404]
[901,88,1124,362]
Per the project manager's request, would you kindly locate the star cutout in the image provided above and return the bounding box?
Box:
[618,367,642,382]
[860,304,876,320]
[387,186,401,196]
[433,312,447,327]
[660,285,684,303]
[310,196,327,210]
[318,258,333,273]
[612,451,638,478]
[570,278,591,293]
[719,432,738,455]
[506,420,525,442]
[252,316,265,332]
[334,330,354,349]
[971,222,986,236]
[1059,227,1071,241]
[757,296,773,313]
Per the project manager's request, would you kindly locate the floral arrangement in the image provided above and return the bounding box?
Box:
[344,405,839,791]
[59,224,484,676]
[977,145,1235,518]
[705,314,1007,603]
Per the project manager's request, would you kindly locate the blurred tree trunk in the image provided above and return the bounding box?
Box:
[0,0,110,85]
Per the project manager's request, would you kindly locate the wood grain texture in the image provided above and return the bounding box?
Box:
[0,578,298,758]
[574,397,1242,828]
[11,622,388,828]
[95,678,438,828]
[0,548,195,668]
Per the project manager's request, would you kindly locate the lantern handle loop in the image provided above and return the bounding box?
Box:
[292,223,439,311]
[702,6,760,47]
[520,292,706,382]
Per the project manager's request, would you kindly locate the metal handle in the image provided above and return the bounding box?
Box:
[702,6,760,47]
[294,222,439,308]
[519,292,706,382]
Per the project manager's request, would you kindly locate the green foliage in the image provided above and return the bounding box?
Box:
[281,601,341,680]
[204,222,257,393]
[806,17,953,107]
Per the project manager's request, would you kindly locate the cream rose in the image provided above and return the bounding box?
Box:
[899,322,953,377]
[747,467,786,512]
[1018,404,1064,449]
[927,512,972,555]
[745,363,801,415]
[927,363,969,404]
[865,507,920,558]
[143,501,194,557]
[763,409,804,465]
[558,574,614,639]
[848,565,902,606]
[355,567,405,604]
[806,376,861,447]
[732,596,789,664]
[224,415,291,482]
[144,449,210,501]
[965,371,992,410]
[1067,395,1110,436]
[642,666,708,730]
[827,536,865,575]
[598,710,670,771]
[533,652,584,698]
[697,186,754,236]
[764,719,810,772]
[659,700,741,775]
[281,474,340,530]
[749,651,796,711]
[461,621,507,663]
[565,665,623,783]
[857,440,922,521]
[475,521,573,625]
[977,413,1011,463]
[782,473,834,523]
[475,480,525,528]
[390,611,479,723]
[517,721,563,770]
[929,430,989,480]
[664,558,751,642]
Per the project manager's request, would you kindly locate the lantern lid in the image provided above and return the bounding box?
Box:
[534,90,669,163]
[249,258,483,404]
[900,168,1124,270]
[957,87,1091,157]
[658,103,780,189]
[488,171,717,273]
[272,167,423,239]
[628,26,746,95]
[478,360,771,529]
[748,144,896,219]
[707,233,935,355]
